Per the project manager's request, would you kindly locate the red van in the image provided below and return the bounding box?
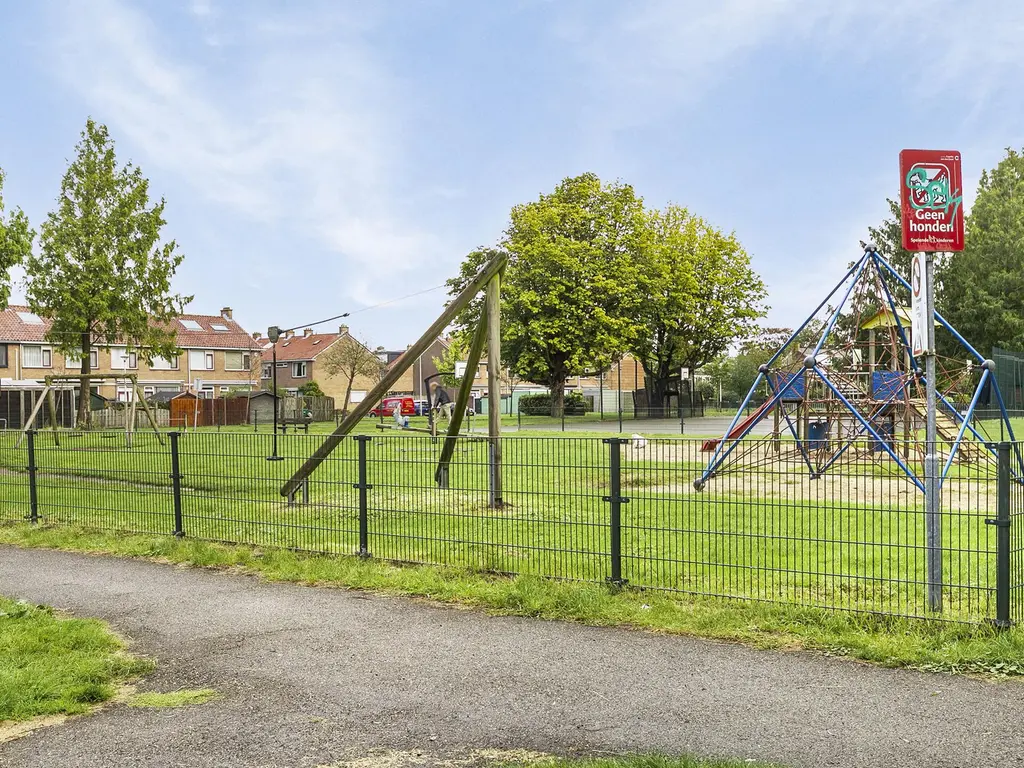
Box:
[370,396,416,417]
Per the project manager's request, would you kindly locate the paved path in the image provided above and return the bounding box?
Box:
[1,547,1021,768]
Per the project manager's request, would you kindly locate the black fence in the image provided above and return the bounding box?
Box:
[0,429,1020,625]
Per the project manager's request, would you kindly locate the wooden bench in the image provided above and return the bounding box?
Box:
[277,417,312,434]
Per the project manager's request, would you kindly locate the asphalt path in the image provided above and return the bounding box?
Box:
[1,546,1021,768]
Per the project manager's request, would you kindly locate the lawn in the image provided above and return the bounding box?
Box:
[0,595,152,723]
[0,422,1014,623]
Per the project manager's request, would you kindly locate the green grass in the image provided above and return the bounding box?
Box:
[0,595,153,723]
[127,688,218,708]
[0,426,1008,622]
[3,523,1024,679]
[518,756,782,768]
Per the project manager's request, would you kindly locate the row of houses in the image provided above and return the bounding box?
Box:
[0,305,647,411]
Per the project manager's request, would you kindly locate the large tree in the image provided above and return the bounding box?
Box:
[630,204,766,414]
[26,120,190,427]
[0,169,35,306]
[938,148,1024,356]
[447,173,647,416]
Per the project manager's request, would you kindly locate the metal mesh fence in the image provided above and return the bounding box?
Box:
[0,429,1017,624]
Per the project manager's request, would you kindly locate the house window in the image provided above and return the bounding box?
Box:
[224,351,251,371]
[188,350,214,371]
[0,345,7,368]
[116,387,134,402]
[143,386,155,397]
[65,349,100,369]
[292,361,307,378]
[350,391,367,403]
[150,355,179,370]
[261,363,272,379]
[111,347,137,370]
[200,386,215,399]
[23,345,52,368]
[180,319,204,331]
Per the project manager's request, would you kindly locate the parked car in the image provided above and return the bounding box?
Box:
[370,396,416,417]
[414,398,430,416]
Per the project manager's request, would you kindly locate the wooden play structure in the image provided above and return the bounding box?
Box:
[15,373,164,448]
[281,252,507,504]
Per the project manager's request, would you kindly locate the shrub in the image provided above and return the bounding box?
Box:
[518,391,591,416]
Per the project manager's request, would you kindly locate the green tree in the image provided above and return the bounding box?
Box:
[26,120,190,427]
[631,204,767,414]
[447,173,647,416]
[938,148,1024,356]
[297,380,325,397]
[0,169,35,306]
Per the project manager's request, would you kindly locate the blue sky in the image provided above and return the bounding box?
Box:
[1,0,1022,348]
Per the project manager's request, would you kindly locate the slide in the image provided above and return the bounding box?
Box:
[701,399,776,452]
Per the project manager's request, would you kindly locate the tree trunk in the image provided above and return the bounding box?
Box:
[550,378,566,418]
[643,361,672,418]
[342,376,354,416]
[76,331,91,429]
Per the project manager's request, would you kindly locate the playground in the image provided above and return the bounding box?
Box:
[1,246,1022,624]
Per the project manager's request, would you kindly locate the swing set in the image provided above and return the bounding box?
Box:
[15,373,164,448]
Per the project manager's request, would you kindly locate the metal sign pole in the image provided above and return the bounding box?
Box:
[924,251,941,612]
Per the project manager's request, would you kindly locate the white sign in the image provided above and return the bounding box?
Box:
[454,361,468,379]
[910,253,930,356]
[193,378,204,393]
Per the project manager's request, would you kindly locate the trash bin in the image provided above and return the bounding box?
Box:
[808,420,829,450]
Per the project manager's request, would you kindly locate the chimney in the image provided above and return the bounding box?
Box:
[303,328,314,338]
[339,324,349,335]
[220,307,233,319]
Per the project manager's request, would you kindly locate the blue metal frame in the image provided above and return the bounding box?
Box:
[765,258,863,369]
[814,375,915,477]
[874,254,984,363]
[869,253,920,374]
[765,375,815,474]
[813,365,924,491]
[941,368,990,482]
[813,253,870,357]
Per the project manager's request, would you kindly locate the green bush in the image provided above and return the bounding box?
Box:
[519,391,590,416]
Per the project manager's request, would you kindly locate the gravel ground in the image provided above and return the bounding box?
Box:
[1,546,1021,768]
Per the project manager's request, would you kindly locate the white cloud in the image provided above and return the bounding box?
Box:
[48,0,443,305]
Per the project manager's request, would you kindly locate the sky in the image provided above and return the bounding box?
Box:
[1,0,1023,349]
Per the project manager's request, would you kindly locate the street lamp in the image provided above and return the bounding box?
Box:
[267,325,283,461]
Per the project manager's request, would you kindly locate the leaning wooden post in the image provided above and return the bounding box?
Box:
[485,273,503,507]
[434,313,488,487]
[46,381,61,447]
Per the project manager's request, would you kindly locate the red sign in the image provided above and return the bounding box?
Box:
[899,149,964,252]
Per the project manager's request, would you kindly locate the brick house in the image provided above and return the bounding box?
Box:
[379,336,451,398]
[0,305,259,400]
[254,325,383,410]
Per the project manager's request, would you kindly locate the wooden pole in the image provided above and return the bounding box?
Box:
[46,385,61,446]
[126,382,138,448]
[435,313,489,486]
[282,251,507,497]
[485,273,502,507]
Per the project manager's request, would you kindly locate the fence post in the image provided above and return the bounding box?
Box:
[603,437,629,587]
[354,435,372,557]
[26,429,39,525]
[990,442,1012,628]
[169,432,184,537]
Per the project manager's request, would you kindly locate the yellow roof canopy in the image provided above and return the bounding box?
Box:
[860,306,938,330]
